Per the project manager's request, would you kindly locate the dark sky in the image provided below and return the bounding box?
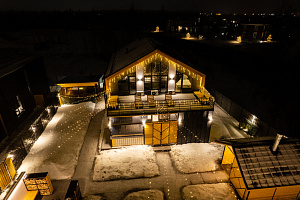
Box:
[0,0,299,13]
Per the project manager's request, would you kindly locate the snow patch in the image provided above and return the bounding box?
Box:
[124,189,164,200]
[182,183,237,200]
[170,143,224,173]
[93,146,159,181]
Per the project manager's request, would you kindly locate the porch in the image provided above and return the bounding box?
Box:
[107,93,214,116]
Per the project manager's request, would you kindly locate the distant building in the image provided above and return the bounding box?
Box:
[0,39,49,141]
[167,18,200,37]
[105,37,214,147]
[239,23,272,42]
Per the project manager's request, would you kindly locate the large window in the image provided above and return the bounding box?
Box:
[118,76,136,95]
[175,72,192,93]
[144,62,168,94]
[15,96,25,117]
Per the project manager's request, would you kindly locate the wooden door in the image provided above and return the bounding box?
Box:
[153,123,162,145]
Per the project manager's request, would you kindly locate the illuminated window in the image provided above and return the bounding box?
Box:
[15,96,25,117]
[182,74,192,89]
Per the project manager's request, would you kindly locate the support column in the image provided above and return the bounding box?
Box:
[136,63,144,93]
[168,62,176,92]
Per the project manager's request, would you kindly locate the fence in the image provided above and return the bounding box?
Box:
[21,106,57,156]
[209,88,277,137]
[107,98,214,116]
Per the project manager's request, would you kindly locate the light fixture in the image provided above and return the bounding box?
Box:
[7,154,13,159]
[137,75,143,81]
[208,115,213,123]
[169,75,174,80]
[178,117,182,124]
[251,115,257,124]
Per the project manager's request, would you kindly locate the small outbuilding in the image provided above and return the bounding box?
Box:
[56,75,101,105]
[218,137,300,200]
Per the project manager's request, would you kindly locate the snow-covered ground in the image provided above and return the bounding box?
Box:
[19,102,95,180]
[93,146,159,181]
[210,104,249,141]
[124,189,164,200]
[170,143,224,173]
[182,183,237,200]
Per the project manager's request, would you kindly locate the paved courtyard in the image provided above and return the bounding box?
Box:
[42,99,243,199]
[14,97,245,200]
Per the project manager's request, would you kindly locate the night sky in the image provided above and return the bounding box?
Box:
[0,0,299,13]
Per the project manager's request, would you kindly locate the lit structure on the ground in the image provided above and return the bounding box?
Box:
[267,34,272,42]
[105,37,214,147]
[218,137,300,199]
[56,76,101,105]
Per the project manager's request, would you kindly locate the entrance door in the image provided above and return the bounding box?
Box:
[153,122,170,145]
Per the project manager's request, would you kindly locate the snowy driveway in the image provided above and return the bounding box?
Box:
[19,102,95,180]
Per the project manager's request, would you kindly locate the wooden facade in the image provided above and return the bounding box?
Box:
[105,38,214,147]
[219,138,300,200]
[0,157,16,191]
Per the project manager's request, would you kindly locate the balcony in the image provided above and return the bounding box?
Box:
[107,93,214,116]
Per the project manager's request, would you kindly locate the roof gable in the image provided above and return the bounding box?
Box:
[105,37,202,79]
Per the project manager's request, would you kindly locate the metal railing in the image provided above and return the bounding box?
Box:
[107,98,214,116]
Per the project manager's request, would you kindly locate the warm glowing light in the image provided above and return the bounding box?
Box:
[237,36,242,43]
[208,115,213,123]
[155,26,159,32]
[142,118,146,127]
[108,120,112,128]
[251,115,257,124]
[186,32,191,39]
[267,34,272,42]
[79,87,84,90]
[7,154,13,159]
[178,117,182,124]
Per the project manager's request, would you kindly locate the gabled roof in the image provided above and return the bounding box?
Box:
[218,137,300,189]
[105,37,198,78]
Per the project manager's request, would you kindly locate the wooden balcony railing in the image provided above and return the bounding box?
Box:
[107,98,214,116]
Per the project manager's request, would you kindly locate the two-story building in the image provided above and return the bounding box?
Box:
[239,23,272,42]
[105,37,215,147]
[0,39,49,142]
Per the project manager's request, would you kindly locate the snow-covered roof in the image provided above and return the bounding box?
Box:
[219,137,300,189]
[105,37,197,78]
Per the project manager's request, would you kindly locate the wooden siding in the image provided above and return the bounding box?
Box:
[112,137,144,147]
